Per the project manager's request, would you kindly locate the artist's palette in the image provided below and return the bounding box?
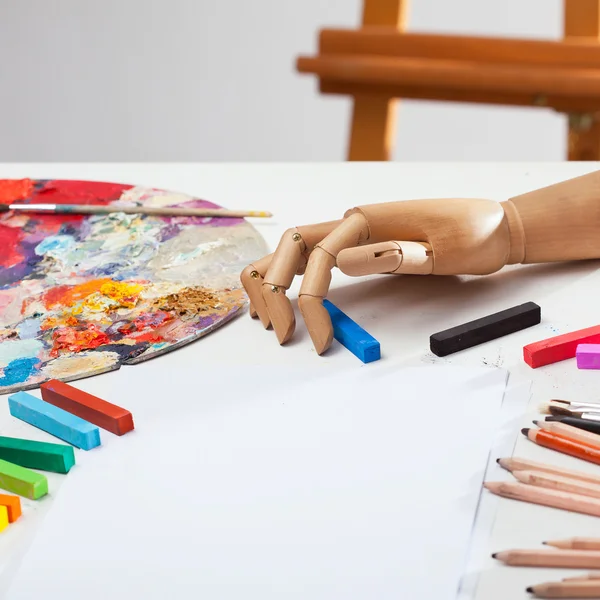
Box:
[0,179,268,394]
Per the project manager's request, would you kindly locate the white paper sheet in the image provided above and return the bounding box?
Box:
[5,364,507,600]
[457,377,532,599]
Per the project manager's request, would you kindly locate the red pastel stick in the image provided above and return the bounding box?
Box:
[523,324,600,368]
[40,379,134,436]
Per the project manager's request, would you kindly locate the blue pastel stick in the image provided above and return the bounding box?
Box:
[323,299,380,363]
[8,391,101,451]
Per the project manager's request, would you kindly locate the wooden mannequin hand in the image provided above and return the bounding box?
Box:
[240,197,513,355]
[241,169,600,356]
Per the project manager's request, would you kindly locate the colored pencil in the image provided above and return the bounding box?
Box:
[562,573,600,581]
[484,481,600,517]
[527,580,600,597]
[545,538,600,551]
[522,427,600,466]
[0,203,272,219]
[534,420,600,450]
[546,416,600,435]
[512,470,600,500]
[497,457,600,486]
[493,548,600,568]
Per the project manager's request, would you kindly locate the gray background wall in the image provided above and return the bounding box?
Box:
[0,0,565,161]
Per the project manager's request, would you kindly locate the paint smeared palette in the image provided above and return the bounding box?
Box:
[0,179,268,394]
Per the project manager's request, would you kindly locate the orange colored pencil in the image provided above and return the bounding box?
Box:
[522,427,600,466]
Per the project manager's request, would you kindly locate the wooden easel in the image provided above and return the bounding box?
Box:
[296,0,600,161]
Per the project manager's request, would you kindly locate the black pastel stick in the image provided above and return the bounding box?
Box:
[546,416,600,435]
[430,301,541,357]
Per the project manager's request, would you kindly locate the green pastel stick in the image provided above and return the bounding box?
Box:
[0,458,48,499]
[0,436,75,474]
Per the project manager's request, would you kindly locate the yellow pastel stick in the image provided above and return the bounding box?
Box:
[0,505,8,532]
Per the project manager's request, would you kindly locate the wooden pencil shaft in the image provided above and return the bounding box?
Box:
[562,572,600,581]
[485,480,600,518]
[529,580,600,597]
[495,548,600,568]
[538,421,600,449]
[547,538,600,550]
[546,417,600,435]
[498,456,600,486]
[7,203,272,219]
[513,469,600,500]
[526,428,600,466]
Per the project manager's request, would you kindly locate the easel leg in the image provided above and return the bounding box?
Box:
[347,0,408,161]
[564,0,600,160]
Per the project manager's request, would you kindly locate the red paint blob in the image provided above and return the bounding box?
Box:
[0,224,24,268]
[0,179,34,203]
[51,324,111,357]
[31,180,133,205]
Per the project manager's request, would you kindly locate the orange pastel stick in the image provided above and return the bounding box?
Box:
[0,493,21,522]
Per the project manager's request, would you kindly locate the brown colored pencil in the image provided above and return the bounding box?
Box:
[535,420,600,450]
[546,538,600,551]
[497,457,600,486]
[562,572,600,581]
[493,548,600,568]
[527,580,600,597]
[484,481,600,517]
[512,470,600,500]
[522,427,600,466]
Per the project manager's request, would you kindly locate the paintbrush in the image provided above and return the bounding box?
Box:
[539,400,600,418]
[0,203,273,219]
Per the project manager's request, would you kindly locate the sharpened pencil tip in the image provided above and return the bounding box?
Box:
[496,458,501,464]
[541,541,547,545]
[526,587,533,593]
[532,420,539,425]
[521,427,530,436]
[491,553,498,559]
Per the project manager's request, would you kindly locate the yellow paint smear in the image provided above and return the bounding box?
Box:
[100,281,143,308]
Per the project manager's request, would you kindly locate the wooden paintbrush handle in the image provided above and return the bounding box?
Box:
[503,170,600,264]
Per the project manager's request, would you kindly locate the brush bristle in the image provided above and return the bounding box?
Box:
[548,404,572,417]
[538,403,551,415]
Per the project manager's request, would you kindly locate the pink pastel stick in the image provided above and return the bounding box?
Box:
[576,344,600,369]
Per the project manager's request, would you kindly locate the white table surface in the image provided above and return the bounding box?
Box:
[2,162,600,599]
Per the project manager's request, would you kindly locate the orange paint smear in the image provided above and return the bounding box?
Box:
[127,331,165,344]
[41,314,79,331]
[41,280,114,310]
[0,179,34,203]
[51,324,110,357]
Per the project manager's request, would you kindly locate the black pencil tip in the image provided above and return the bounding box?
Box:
[495,458,501,464]
[545,416,559,422]
[491,553,498,559]
[526,587,533,593]
[541,541,547,545]
[532,420,539,425]
[521,427,530,436]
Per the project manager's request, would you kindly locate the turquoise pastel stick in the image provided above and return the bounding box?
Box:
[8,391,101,451]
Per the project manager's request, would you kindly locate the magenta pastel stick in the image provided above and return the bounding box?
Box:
[576,344,600,370]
